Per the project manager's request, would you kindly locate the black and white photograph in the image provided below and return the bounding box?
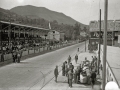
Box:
[0,0,120,90]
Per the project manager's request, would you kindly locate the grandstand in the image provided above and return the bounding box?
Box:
[0,20,61,54]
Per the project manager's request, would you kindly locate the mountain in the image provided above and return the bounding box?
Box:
[0,7,20,22]
[0,6,89,40]
[10,5,85,27]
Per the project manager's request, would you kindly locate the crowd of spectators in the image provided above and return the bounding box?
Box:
[0,39,78,63]
[0,39,64,62]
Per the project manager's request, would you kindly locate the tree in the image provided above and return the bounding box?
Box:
[83,27,89,40]
[74,22,81,40]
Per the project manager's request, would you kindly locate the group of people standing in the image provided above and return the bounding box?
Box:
[54,55,81,88]
[54,54,98,88]
[0,49,22,63]
[12,50,22,63]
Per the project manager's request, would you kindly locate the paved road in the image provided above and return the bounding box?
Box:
[41,51,101,90]
[0,42,87,90]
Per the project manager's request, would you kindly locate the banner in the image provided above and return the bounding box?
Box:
[90,32,114,40]
[90,32,103,38]
[90,20,114,31]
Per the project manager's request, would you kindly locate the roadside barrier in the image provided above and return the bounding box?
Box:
[0,40,82,63]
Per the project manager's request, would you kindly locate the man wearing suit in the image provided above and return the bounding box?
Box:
[54,65,59,82]
[68,70,73,88]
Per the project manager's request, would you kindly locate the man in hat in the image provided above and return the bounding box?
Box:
[12,50,16,63]
[68,55,71,64]
[69,63,74,73]
[78,48,79,52]
[62,62,65,76]
[54,65,59,82]
[1,52,4,62]
[75,54,78,64]
[90,71,96,88]
[68,70,73,88]
[65,61,68,77]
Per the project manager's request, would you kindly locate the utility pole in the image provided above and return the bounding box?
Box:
[102,0,108,90]
[98,9,101,75]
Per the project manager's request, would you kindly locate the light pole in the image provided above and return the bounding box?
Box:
[85,33,88,52]
[102,0,108,90]
[98,9,101,75]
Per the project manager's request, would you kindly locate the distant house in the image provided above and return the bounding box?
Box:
[47,30,60,41]
[80,32,86,37]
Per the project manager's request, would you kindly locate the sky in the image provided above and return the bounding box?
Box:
[0,0,120,25]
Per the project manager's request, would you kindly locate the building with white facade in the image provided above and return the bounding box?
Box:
[89,20,120,46]
[47,30,60,41]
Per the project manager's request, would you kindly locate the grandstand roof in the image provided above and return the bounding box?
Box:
[0,21,50,31]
